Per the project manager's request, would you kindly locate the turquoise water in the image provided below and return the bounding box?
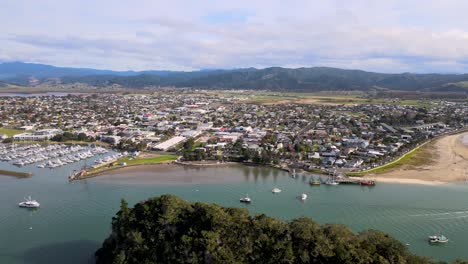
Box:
[1,162,468,263]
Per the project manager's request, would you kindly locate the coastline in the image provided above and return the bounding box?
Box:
[77,130,468,186]
[0,169,32,178]
[373,131,468,184]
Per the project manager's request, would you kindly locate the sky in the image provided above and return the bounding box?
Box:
[2,0,468,73]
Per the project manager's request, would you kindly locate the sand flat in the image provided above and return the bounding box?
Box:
[375,132,468,184]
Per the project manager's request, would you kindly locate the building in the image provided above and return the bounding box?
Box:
[152,136,186,151]
[13,129,62,141]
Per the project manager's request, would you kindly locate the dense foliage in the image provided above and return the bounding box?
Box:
[96,195,439,264]
[51,132,94,142]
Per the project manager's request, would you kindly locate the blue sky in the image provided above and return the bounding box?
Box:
[1,0,468,73]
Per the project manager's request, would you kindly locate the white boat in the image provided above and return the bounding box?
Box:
[272,188,282,193]
[240,195,251,203]
[18,196,40,208]
[428,235,449,244]
[300,193,307,201]
[325,180,339,185]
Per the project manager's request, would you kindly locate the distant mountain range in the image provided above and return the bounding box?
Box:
[1,61,468,92]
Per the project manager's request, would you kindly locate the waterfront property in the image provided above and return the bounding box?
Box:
[12,129,62,141]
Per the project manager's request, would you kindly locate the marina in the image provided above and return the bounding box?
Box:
[0,144,110,168]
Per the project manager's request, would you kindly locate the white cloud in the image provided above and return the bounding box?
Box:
[1,0,468,72]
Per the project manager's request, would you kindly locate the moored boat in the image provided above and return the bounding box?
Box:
[309,180,321,186]
[428,235,449,244]
[240,195,251,203]
[360,180,376,186]
[272,188,282,193]
[300,193,307,201]
[325,179,339,185]
[18,196,40,208]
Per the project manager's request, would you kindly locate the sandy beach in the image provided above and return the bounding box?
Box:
[375,132,468,185]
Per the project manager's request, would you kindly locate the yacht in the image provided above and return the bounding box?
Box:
[240,195,251,203]
[325,175,339,185]
[428,235,449,244]
[325,179,339,185]
[271,188,282,193]
[18,196,40,208]
[300,193,308,201]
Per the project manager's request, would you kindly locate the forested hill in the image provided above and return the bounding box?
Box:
[2,62,468,92]
[95,194,435,264]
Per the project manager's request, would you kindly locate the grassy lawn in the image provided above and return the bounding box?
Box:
[84,154,178,177]
[347,141,436,176]
[0,128,24,137]
[120,154,178,166]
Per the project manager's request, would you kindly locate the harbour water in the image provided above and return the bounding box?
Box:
[1,162,468,263]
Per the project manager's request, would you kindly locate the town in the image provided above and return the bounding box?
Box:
[0,90,467,177]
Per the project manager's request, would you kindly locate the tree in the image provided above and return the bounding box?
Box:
[96,195,435,264]
[183,138,195,151]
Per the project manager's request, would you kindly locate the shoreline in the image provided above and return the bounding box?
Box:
[369,177,449,186]
[79,160,467,186]
[373,131,468,184]
[0,169,32,178]
[77,130,468,186]
[80,159,291,180]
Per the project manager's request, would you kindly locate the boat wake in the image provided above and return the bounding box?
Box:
[410,210,468,217]
[434,215,468,221]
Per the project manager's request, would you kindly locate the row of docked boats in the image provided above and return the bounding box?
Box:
[0,144,109,168]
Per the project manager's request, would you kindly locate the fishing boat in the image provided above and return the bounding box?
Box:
[300,193,307,201]
[272,188,282,193]
[240,195,251,203]
[428,235,449,244]
[18,196,40,208]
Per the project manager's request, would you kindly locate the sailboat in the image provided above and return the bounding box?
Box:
[325,172,339,185]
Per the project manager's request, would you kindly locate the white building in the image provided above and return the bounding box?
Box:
[152,136,186,151]
[13,129,63,141]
